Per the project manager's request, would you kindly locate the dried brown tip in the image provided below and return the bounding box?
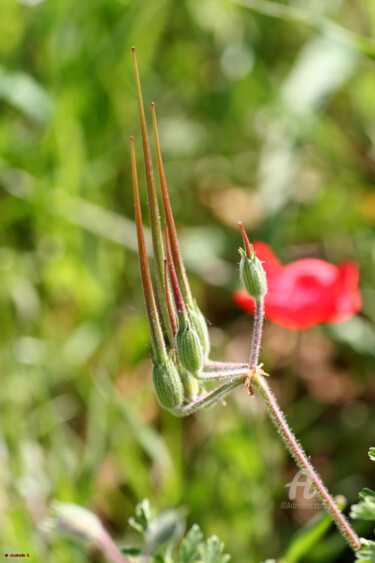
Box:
[238,221,254,259]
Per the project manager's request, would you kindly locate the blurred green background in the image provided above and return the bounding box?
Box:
[1,0,375,561]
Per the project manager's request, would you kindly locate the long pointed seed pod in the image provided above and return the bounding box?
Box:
[152,101,211,357]
[131,137,183,408]
[164,226,189,326]
[164,259,178,337]
[132,48,174,348]
[165,227,203,374]
[131,136,166,363]
[151,101,193,306]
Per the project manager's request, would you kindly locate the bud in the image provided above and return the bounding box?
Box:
[44,501,104,544]
[239,247,267,301]
[175,326,204,374]
[188,302,210,358]
[152,355,184,409]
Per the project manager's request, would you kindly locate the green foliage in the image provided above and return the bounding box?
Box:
[351,496,375,522]
[128,498,154,534]
[351,448,375,521]
[350,448,375,562]
[125,499,231,563]
[198,535,230,563]
[180,525,204,563]
[354,541,375,563]
[282,511,334,563]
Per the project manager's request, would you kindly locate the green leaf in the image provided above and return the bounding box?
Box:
[199,535,231,563]
[121,547,142,556]
[359,489,375,501]
[144,509,185,551]
[179,524,204,563]
[369,448,375,462]
[129,498,154,534]
[351,496,375,521]
[282,511,333,563]
[153,554,167,563]
[355,540,375,563]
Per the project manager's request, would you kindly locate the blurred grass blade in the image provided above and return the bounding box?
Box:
[282,38,357,116]
[231,0,375,59]
[0,66,53,123]
[282,504,343,563]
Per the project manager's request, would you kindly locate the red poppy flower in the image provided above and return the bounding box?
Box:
[233,242,361,330]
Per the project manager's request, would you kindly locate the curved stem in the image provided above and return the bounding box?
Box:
[204,360,248,370]
[250,299,264,369]
[196,367,251,381]
[172,375,247,417]
[252,373,361,552]
[97,530,129,563]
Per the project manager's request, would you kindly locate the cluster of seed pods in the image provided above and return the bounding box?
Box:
[130,48,267,416]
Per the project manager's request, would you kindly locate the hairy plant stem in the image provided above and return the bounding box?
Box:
[172,374,247,417]
[249,299,264,369]
[204,360,248,370]
[97,529,129,563]
[197,367,251,381]
[252,374,361,551]
[247,295,360,551]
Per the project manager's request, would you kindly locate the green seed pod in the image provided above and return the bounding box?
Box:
[188,303,210,358]
[239,247,267,301]
[152,355,184,409]
[175,326,204,374]
[178,363,201,401]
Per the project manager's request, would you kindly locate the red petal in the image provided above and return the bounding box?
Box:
[262,259,338,329]
[234,246,361,330]
[326,261,361,324]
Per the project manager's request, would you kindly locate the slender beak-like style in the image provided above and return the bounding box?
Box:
[130,47,251,416]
